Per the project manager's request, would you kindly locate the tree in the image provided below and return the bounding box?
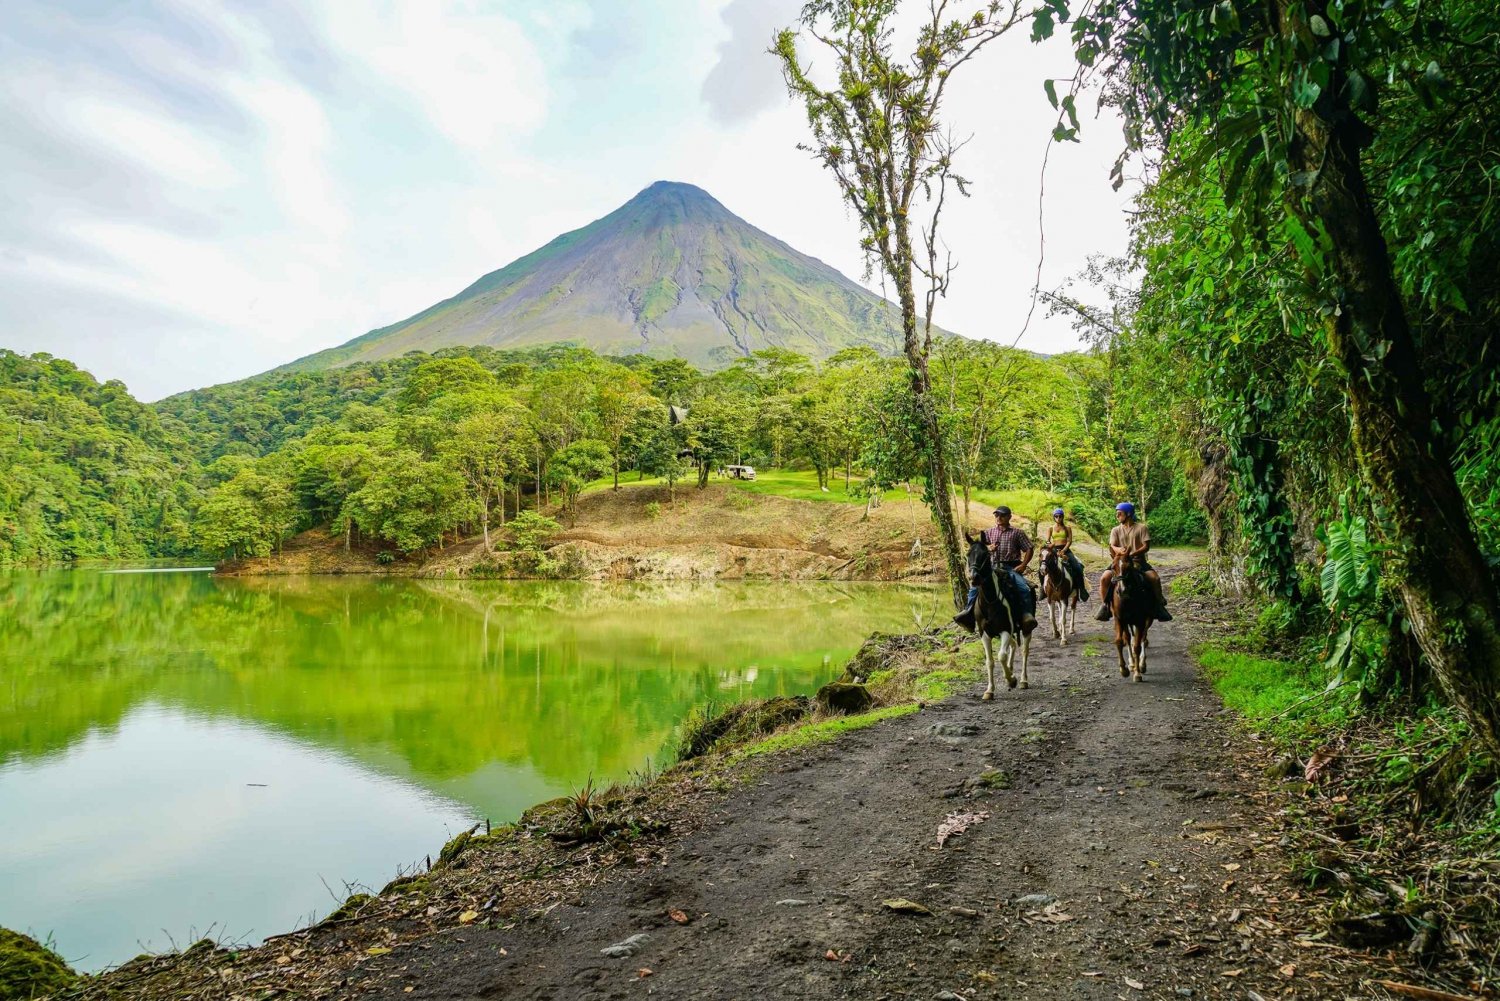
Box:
[594,376,656,490]
[548,439,612,520]
[775,0,1033,607]
[1064,0,1500,753]
[440,402,536,549]
[635,417,690,504]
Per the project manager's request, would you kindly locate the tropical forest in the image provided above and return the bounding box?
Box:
[2,1,1499,999]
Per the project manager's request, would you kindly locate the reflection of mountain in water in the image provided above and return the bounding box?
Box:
[0,572,938,813]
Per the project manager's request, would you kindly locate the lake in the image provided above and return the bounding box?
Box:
[0,569,941,971]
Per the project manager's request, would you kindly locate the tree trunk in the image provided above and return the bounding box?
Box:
[893,229,965,609]
[1288,67,1500,754]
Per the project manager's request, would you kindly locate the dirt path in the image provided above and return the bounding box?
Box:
[345,609,1341,1001]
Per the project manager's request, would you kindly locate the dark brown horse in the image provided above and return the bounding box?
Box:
[1037,544,1078,646]
[964,531,1033,696]
[1110,552,1155,681]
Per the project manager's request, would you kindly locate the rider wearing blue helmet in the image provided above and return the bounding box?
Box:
[1094,502,1172,622]
[1044,507,1088,600]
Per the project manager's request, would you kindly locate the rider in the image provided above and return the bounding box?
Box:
[1044,508,1089,601]
[1094,501,1172,622]
[954,506,1038,634]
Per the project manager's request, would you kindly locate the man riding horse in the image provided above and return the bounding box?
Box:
[1094,501,1173,622]
[1043,507,1089,601]
[954,506,1038,634]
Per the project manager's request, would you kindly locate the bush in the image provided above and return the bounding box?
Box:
[507,510,560,552]
[1145,478,1208,545]
[644,501,661,520]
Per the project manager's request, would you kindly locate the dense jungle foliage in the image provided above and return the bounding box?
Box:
[1041,0,1500,758]
[0,340,1203,565]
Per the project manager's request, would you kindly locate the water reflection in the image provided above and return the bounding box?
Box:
[0,571,939,969]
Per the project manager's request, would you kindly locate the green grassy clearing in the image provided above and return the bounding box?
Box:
[1195,644,1353,741]
[580,467,1065,516]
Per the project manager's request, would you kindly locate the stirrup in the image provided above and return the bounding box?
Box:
[1094,605,1112,622]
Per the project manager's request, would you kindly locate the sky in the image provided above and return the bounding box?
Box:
[0,0,1135,401]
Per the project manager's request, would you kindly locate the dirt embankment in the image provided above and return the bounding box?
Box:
[222,484,1076,581]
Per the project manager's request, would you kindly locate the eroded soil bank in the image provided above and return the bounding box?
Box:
[219,484,1043,581]
[51,562,1474,1001]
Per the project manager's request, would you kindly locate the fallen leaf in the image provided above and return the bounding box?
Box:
[1125,976,1145,990]
[1279,963,1297,978]
[289,948,305,959]
[1181,944,1205,957]
[1222,863,1242,872]
[637,968,653,979]
[668,908,690,924]
[366,946,392,956]
[882,898,933,916]
[936,809,991,847]
[825,949,840,961]
[973,971,998,984]
[404,988,414,994]
[1304,746,1338,781]
[458,911,479,925]
[274,955,291,966]
[1222,968,1246,977]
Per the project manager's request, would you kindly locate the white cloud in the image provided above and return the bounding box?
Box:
[702,0,802,125]
[54,96,241,191]
[317,2,548,150]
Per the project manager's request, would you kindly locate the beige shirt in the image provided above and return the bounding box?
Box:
[1109,520,1151,554]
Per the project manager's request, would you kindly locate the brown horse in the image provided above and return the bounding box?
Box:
[1110,552,1155,681]
[1037,544,1078,646]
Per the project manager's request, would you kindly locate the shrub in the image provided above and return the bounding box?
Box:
[507,510,560,552]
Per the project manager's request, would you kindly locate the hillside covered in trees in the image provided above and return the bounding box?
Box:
[0,338,1203,566]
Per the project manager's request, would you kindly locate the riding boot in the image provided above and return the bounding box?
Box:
[1151,580,1174,622]
[953,595,978,633]
[1094,583,1113,621]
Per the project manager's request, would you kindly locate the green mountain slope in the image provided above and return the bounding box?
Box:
[287,181,926,371]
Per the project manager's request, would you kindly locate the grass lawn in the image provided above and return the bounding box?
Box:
[579,467,1066,518]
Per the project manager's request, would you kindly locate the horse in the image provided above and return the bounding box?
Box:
[964,531,1032,698]
[1037,544,1078,646]
[1111,552,1155,681]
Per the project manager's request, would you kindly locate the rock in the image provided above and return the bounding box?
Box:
[817,682,873,715]
[926,722,981,743]
[600,933,650,959]
[1014,893,1056,909]
[936,992,968,1000]
[0,928,77,1001]
[775,899,811,907]
[1264,754,1300,779]
[948,906,979,918]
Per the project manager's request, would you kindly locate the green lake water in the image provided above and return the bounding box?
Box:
[0,569,942,972]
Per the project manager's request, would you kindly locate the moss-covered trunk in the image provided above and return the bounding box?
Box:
[1287,60,1500,755]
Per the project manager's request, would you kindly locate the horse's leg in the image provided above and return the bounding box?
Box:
[1131,625,1144,682]
[1018,628,1031,689]
[1066,594,1077,640]
[1116,618,1129,677]
[981,632,995,701]
[1001,631,1017,689]
[1139,622,1150,675]
[1050,596,1062,643]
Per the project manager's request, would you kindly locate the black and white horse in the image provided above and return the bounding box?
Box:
[964,532,1032,697]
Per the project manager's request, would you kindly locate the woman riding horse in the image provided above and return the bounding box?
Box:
[1094,502,1172,622]
[1044,508,1089,601]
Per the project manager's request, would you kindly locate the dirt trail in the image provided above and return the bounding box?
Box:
[346,609,1339,1001]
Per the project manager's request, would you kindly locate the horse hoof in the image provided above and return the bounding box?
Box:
[1132,672,1143,682]
[1060,638,1068,647]
[1019,681,1029,690]
[1007,677,1018,689]
[982,691,994,702]
[1119,666,1129,677]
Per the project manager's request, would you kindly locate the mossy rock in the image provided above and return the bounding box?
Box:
[324,893,373,923]
[816,682,873,716]
[678,696,811,760]
[379,874,431,896]
[437,829,472,867]
[0,928,77,1001]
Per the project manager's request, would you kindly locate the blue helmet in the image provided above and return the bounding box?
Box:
[1052,508,1065,518]
[1116,501,1136,516]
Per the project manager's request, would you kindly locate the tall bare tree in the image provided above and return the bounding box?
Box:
[775,0,1033,608]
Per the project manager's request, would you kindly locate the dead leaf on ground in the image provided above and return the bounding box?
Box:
[667,908,690,925]
[637,968,653,979]
[365,946,392,956]
[1222,862,1242,872]
[1304,745,1339,781]
[457,910,479,925]
[1125,976,1145,990]
[936,809,991,847]
[882,897,933,916]
[1222,968,1246,977]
